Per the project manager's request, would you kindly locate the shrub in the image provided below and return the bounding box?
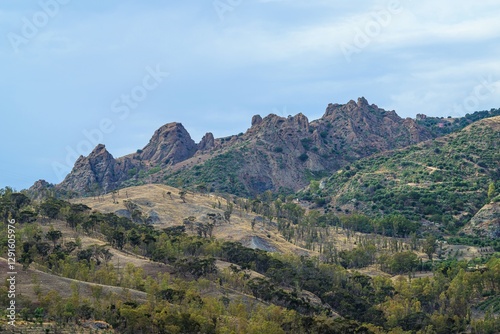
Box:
[298,153,309,162]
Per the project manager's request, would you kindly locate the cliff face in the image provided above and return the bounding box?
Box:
[238,98,429,193]
[49,97,436,196]
[318,97,432,158]
[139,122,197,165]
[57,144,124,194]
[198,132,215,151]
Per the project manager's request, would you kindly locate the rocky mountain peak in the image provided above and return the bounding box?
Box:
[198,132,215,151]
[139,122,197,165]
[27,179,55,199]
[57,144,117,194]
[251,115,263,127]
[50,97,439,197]
[357,96,369,107]
[323,97,396,122]
[290,113,309,130]
[91,143,108,155]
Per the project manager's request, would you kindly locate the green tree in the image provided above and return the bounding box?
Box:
[389,252,419,274]
[45,229,63,247]
[423,235,437,261]
[488,182,496,200]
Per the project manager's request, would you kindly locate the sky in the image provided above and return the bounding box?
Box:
[1,0,500,190]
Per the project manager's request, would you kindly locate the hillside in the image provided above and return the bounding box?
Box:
[33,97,434,197]
[416,107,500,137]
[303,116,500,234]
[73,184,312,255]
[162,98,432,196]
[13,104,500,333]
[3,179,500,332]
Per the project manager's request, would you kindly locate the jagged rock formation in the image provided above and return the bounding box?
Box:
[198,132,215,151]
[251,115,263,127]
[318,97,432,159]
[139,122,197,165]
[58,144,115,193]
[47,97,437,196]
[57,144,136,194]
[162,97,433,195]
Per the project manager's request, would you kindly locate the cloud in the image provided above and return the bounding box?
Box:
[3,0,500,189]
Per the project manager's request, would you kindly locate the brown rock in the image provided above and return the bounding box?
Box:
[139,122,197,165]
[251,115,263,127]
[463,203,500,238]
[52,97,437,196]
[198,132,215,151]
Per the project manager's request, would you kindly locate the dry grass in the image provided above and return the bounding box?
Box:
[0,257,148,303]
[73,184,484,268]
[73,184,312,255]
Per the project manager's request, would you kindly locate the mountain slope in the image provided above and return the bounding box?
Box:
[37,97,434,197]
[307,116,500,231]
[162,98,433,195]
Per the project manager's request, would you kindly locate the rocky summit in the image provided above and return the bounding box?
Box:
[36,97,436,197]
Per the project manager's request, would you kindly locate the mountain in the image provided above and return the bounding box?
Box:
[139,122,198,165]
[304,116,500,233]
[34,98,500,198]
[56,144,134,195]
[161,97,434,196]
[54,122,198,195]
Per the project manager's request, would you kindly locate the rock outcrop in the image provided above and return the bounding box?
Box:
[57,144,135,194]
[48,97,438,196]
[251,115,263,127]
[463,203,500,238]
[198,132,215,151]
[320,97,432,158]
[27,179,55,199]
[139,122,197,165]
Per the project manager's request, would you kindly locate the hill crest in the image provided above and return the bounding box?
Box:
[39,97,435,196]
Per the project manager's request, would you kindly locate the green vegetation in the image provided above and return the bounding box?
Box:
[476,296,500,314]
[164,150,248,196]
[306,117,500,233]
[417,108,500,137]
[1,185,500,332]
[3,114,500,332]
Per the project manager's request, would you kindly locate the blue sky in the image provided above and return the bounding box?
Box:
[1,0,500,190]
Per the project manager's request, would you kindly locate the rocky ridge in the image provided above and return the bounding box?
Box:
[34,97,434,196]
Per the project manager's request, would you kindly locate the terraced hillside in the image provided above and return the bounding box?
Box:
[301,116,500,234]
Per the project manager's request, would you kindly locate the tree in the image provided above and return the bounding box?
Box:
[196,184,207,195]
[488,182,496,200]
[423,235,437,261]
[224,210,232,222]
[46,229,63,247]
[66,213,82,229]
[179,191,187,203]
[128,230,142,247]
[112,231,125,249]
[111,190,118,203]
[39,198,62,219]
[309,180,320,193]
[389,252,419,274]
